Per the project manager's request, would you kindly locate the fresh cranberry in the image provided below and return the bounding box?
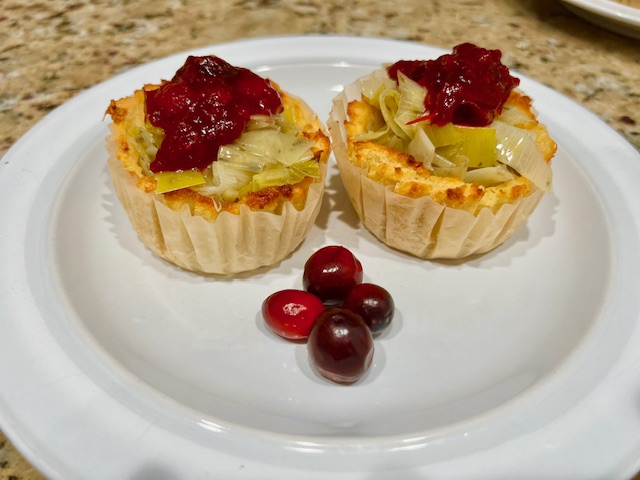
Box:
[262,289,326,340]
[308,308,374,384]
[343,283,394,335]
[302,246,363,305]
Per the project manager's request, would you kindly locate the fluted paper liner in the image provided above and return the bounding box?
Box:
[107,151,327,274]
[327,75,545,259]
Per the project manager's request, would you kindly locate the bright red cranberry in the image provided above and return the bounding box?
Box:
[302,246,363,305]
[343,283,394,335]
[308,308,374,384]
[262,289,326,340]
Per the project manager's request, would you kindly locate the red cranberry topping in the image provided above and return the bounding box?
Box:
[145,55,282,173]
[387,43,520,127]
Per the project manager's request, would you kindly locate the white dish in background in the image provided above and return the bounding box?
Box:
[560,0,640,39]
[1,35,640,479]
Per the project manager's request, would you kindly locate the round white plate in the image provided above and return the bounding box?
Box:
[1,35,640,479]
[560,0,640,39]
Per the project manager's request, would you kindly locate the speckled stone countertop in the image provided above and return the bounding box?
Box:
[1,0,639,478]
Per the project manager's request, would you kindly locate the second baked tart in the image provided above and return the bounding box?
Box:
[328,43,556,259]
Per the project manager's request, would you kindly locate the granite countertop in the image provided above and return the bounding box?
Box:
[1,0,639,478]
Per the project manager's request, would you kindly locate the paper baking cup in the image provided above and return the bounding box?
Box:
[107,152,327,275]
[327,75,545,260]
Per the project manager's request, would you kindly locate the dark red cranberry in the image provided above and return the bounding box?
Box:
[302,246,363,305]
[343,283,394,335]
[308,308,374,384]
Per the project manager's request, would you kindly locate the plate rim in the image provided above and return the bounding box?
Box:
[2,34,640,479]
[559,0,640,27]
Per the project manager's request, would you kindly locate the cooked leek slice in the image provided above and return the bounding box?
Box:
[395,73,427,138]
[435,143,462,162]
[221,189,240,202]
[154,169,206,194]
[359,72,396,107]
[246,114,275,131]
[233,129,314,166]
[432,154,468,179]
[289,159,320,178]
[421,123,463,148]
[432,153,458,168]
[218,129,314,175]
[237,182,253,199]
[234,129,280,158]
[397,72,426,113]
[251,166,305,191]
[407,127,435,167]
[464,165,514,187]
[126,123,164,175]
[353,126,390,143]
[379,89,407,140]
[214,162,254,189]
[494,121,552,191]
[193,162,254,198]
[282,103,298,126]
[395,110,420,138]
[356,72,427,150]
[276,134,316,166]
[217,145,268,172]
[384,134,406,152]
[455,126,498,168]
[433,165,467,179]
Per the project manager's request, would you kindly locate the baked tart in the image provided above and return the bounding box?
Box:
[328,43,556,259]
[106,55,330,274]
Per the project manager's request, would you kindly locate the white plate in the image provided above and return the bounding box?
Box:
[1,35,640,479]
[560,0,640,39]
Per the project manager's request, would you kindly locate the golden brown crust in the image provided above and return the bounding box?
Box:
[106,82,330,221]
[344,89,556,215]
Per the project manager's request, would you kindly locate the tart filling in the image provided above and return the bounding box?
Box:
[107,55,330,221]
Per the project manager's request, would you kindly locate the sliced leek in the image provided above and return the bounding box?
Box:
[359,71,396,107]
[192,162,254,199]
[252,166,305,191]
[455,126,498,168]
[494,121,552,191]
[421,122,463,148]
[126,122,164,175]
[379,89,407,140]
[431,153,469,179]
[464,165,514,187]
[154,169,206,194]
[289,159,320,179]
[407,128,435,167]
[395,72,427,138]
[246,114,275,131]
[353,126,391,143]
[217,145,269,172]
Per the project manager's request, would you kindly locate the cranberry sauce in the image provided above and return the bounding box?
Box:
[145,55,282,173]
[387,43,519,127]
